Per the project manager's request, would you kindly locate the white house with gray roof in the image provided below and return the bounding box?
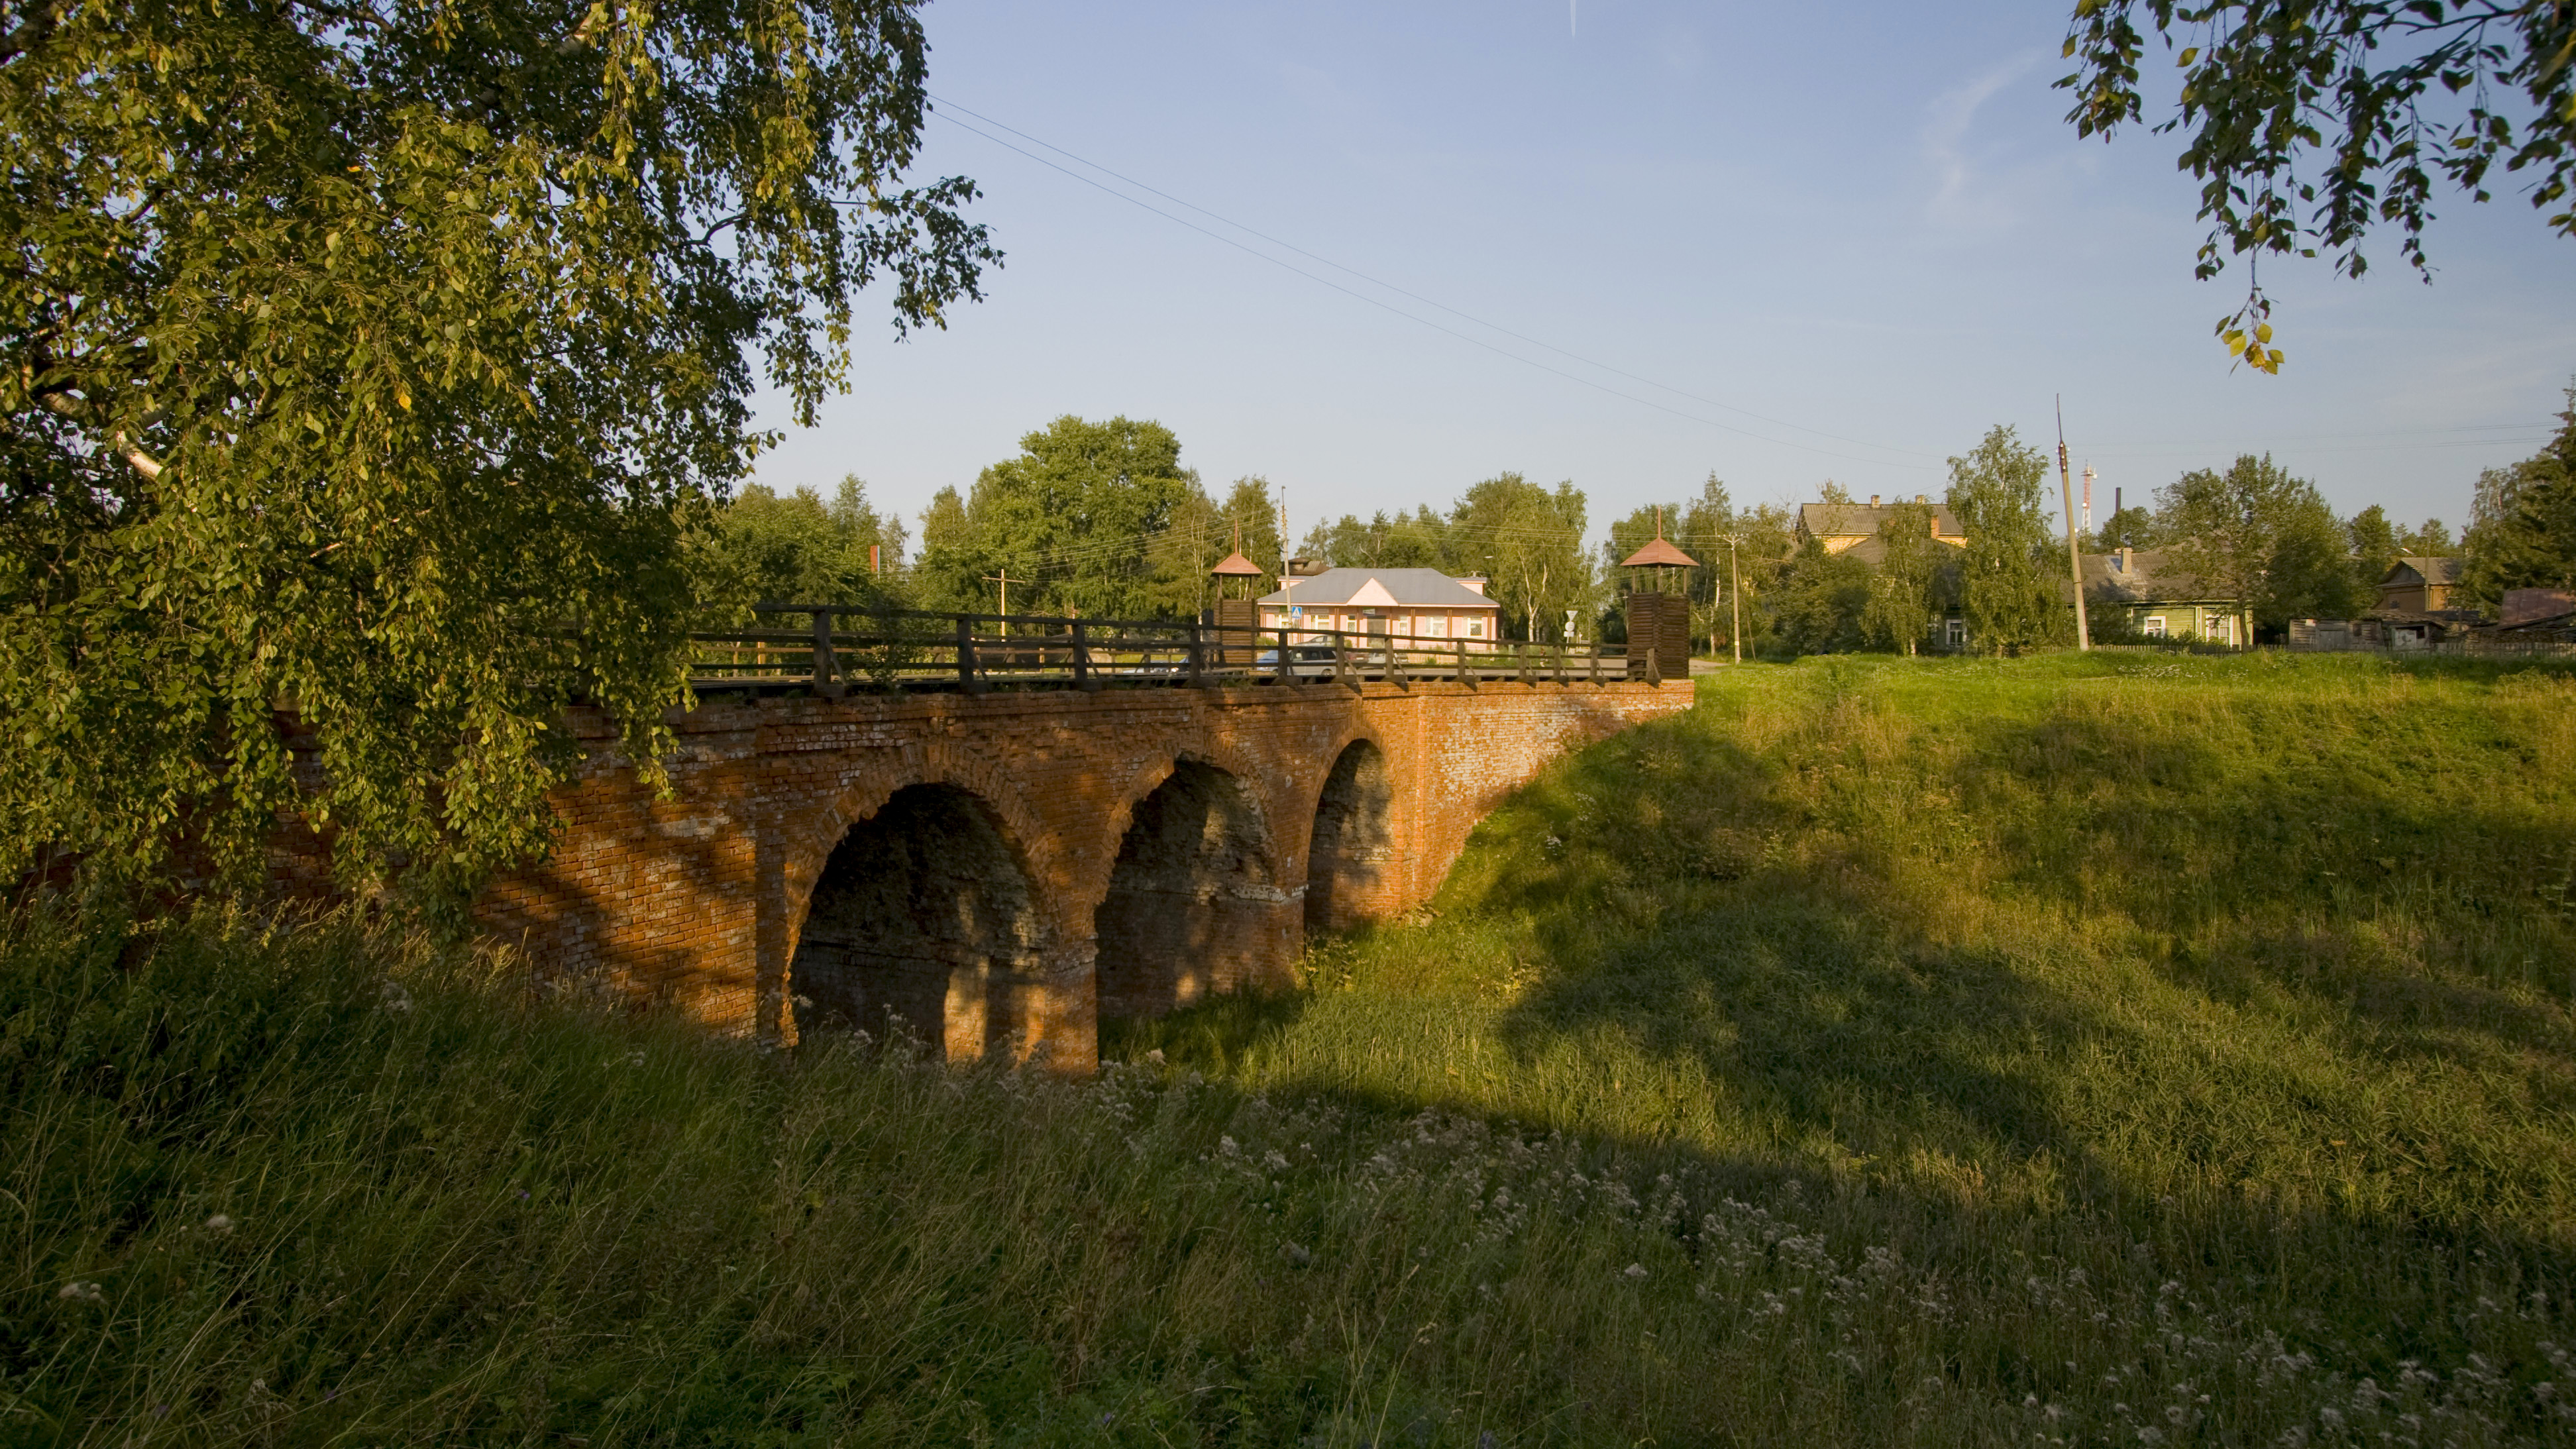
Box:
[1258,568,1503,648]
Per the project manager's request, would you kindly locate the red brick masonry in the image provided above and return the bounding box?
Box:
[477,679,1693,1068]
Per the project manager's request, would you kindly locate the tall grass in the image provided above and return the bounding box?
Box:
[9,651,2576,1444]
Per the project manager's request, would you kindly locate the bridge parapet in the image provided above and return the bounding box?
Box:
[688,604,1676,696]
[480,674,1692,1069]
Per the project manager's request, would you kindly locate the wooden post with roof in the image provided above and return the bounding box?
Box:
[1619,508,1697,684]
[1208,527,1266,669]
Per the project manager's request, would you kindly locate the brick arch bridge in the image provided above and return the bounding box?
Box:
[479,678,1690,1067]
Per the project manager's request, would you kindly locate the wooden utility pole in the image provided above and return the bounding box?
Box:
[1729,535,1743,665]
[2057,396,2090,652]
[982,567,1014,637]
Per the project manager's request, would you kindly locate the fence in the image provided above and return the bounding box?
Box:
[688,605,1652,696]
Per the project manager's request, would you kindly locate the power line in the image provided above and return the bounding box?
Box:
[926,105,1937,474]
[930,95,1939,466]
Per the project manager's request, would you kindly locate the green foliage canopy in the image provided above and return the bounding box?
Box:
[2059,0,2576,366]
[2156,454,2369,632]
[2460,384,2576,608]
[1446,474,1595,643]
[0,0,994,894]
[1945,426,2065,653]
[914,416,1199,621]
[702,477,908,608]
[1860,500,1950,655]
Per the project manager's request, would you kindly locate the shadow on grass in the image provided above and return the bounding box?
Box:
[1102,984,1311,1075]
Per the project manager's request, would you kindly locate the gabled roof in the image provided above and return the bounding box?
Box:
[1619,536,1699,568]
[2382,555,2463,587]
[1798,501,1964,540]
[2073,548,2231,606]
[1256,567,1499,610]
[1209,551,1264,577]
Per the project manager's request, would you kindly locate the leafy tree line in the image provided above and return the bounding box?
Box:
[1616,410,2565,661]
[699,416,1287,624]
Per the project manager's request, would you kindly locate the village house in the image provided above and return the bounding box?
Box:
[1795,494,1971,648]
[1796,496,1967,555]
[2080,547,2245,646]
[1259,566,1503,648]
[2377,556,2461,612]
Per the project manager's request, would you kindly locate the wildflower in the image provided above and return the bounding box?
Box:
[792,994,814,1009]
[1281,1242,1313,1269]
[378,979,413,1015]
[1143,1049,1165,1066]
[56,1281,101,1302]
[204,1214,233,1234]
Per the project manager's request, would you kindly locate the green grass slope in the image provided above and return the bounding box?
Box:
[8,653,2576,1445]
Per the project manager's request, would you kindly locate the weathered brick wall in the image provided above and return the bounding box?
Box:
[476,678,1691,1068]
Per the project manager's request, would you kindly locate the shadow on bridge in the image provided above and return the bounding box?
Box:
[1095,760,1289,1021]
[790,784,1046,1060]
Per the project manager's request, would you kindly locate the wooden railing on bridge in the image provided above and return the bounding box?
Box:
[688,605,1663,698]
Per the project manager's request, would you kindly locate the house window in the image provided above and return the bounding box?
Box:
[1945,618,1964,647]
[1423,615,1447,639]
[2143,616,2167,637]
[1466,621,1483,639]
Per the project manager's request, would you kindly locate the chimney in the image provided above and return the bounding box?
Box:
[1870,494,1880,507]
[1915,494,1927,504]
[2118,546,2133,574]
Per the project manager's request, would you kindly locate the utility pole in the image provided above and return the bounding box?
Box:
[1712,531,1744,665]
[1276,498,1295,640]
[2057,396,2090,652]
[982,566,1014,637]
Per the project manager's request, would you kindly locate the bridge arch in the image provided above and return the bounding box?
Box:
[1093,755,1297,1019]
[786,773,1052,1062]
[1305,735,1396,936]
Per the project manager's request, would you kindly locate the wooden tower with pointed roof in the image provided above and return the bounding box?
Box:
[1619,508,1698,682]
[1208,524,1267,665]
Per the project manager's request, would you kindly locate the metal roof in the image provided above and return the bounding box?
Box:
[1256,567,1500,609]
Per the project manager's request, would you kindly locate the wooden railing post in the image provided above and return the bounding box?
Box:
[1644,645,1660,685]
[956,616,985,695]
[812,608,845,698]
[1334,633,1352,690]
[1517,642,1532,686]
[1390,634,1408,687]
[1186,621,1205,687]
[1553,641,1566,684]
[1456,637,1472,688]
[1587,643,1601,685]
[1276,628,1293,685]
[1072,619,1097,691]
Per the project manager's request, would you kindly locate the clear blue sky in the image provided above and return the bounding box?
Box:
[749,0,2576,549]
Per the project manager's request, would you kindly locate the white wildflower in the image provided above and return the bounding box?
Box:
[204,1214,233,1234]
[378,979,413,1015]
[1623,1263,1648,1279]
[56,1281,101,1303]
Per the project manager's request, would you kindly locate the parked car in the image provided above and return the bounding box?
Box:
[1254,645,1341,680]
